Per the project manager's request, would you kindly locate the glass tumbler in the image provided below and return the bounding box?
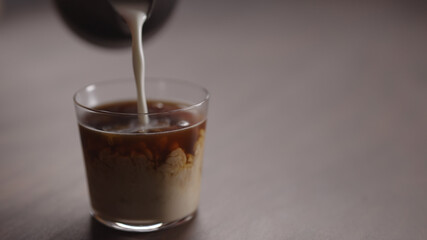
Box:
[73,78,209,232]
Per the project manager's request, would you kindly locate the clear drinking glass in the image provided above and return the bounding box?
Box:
[73,78,209,232]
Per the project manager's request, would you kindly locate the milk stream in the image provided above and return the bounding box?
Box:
[112,2,150,127]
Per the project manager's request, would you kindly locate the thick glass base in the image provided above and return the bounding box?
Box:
[90,210,196,232]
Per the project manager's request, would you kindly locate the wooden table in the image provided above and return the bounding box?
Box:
[1,0,426,239]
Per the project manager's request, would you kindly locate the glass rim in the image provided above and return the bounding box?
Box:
[73,78,210,117]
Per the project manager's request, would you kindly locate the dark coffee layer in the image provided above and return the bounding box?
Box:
[79,100,206,168]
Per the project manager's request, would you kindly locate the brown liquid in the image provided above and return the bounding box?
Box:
[79,100,206,222]
[79,100,206,168]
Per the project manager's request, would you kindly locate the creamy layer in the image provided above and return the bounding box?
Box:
[83,128,205,224]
